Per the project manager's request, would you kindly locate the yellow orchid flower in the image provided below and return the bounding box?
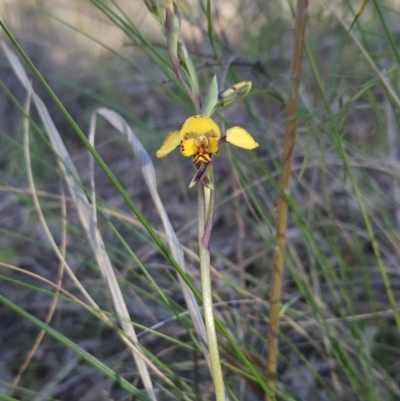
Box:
[156,115,259,165]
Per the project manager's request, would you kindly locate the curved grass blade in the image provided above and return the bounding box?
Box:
[89,107,211,369]
[0,40,157,401]
[0,294,151,401]
[12,91,68,397]
[321,0,400,332]
[0,22,190,302]
[0,25,272,395]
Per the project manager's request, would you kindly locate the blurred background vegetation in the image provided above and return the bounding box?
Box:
[1,0,400,400]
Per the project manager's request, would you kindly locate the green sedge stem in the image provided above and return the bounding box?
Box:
[198,172,225,401]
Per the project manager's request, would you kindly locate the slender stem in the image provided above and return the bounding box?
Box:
[198,177,225,401]
[266,1,308,399]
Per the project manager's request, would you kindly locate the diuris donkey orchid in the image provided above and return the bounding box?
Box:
[156,115,259,187]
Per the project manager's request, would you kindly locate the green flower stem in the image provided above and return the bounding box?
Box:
[198,169,225,401]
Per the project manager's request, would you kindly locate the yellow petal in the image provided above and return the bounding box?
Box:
[156,130,181,158]
[180,138,197,157]
[225,126,259,149]
[208,138,219,155]
[180,115,221,141]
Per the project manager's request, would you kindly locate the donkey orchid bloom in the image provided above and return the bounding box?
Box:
[156,115,258,165]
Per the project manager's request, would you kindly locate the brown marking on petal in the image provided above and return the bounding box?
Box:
[183,132,197,140]
[205,130,218,138]
[197,145,209,157]
[194,152,212,164]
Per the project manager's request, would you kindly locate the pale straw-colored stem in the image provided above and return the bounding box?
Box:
[198,175,225,401]
[266,1,308,399]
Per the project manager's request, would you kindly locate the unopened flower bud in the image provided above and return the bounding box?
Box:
[165,1,181,63]
[217,81,252,107]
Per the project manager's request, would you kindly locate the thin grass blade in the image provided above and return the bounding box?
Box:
[1,41,157,401]
[89,107,211,368]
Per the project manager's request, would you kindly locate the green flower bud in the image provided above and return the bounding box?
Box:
[217,81,252,107]
[165,1,180,64]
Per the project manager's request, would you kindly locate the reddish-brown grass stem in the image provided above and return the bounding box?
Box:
[266,0,308,399]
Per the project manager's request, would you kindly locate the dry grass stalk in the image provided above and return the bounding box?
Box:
[10,94,68,396]
[266,0,308,399]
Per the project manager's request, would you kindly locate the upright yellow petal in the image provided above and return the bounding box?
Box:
[225,127,259,149]
[156,130,181,158]
[180,138,198,157]
[180,115,221,140]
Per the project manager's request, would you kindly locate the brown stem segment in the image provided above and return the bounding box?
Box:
[266,1,308,399]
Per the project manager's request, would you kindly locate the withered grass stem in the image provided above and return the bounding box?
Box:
[266,1,308,399]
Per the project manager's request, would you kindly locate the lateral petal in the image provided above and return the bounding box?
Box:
[207,138,219,155]
[225,126,259,149]
[180,115,221,141]
[180,138,198,157]
[156,130,181,158]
